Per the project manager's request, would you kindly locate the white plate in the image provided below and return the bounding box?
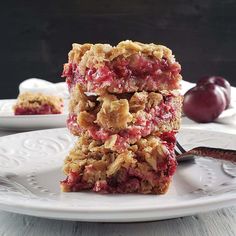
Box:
[0,127,236,222]
[0,99,68,131]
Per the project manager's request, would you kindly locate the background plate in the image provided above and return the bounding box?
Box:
[0,127,235,222]
[0,99,68,131]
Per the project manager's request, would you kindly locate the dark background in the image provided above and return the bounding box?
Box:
[1,0,236,98]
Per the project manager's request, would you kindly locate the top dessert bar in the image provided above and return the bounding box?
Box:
[62,40,182,94]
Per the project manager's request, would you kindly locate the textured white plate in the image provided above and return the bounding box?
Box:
[0,99,68,131]
[0,127,236,222]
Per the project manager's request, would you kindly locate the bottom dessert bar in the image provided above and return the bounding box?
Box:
[13,92,63,115]
[61,132,177,194]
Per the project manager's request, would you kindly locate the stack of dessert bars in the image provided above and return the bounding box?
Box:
[61,40,182,194]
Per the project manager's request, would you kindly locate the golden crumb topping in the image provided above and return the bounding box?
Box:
[65,40,176,75]
[96,94,133,130]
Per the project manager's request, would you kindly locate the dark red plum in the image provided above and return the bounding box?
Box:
[197,76,231,108]
[183,83,227,123]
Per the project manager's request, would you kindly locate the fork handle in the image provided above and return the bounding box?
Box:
[183,146,236,163]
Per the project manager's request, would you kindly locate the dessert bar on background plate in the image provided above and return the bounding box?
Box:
[0,99,68,131]
[14,92,64,115]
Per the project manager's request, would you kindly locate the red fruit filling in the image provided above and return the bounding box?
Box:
[67,114,83,135]
[14,104,62,115]
[63,54,181,93]
[160,131,177,150]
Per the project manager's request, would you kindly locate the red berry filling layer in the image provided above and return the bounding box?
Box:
[63,54,181,93]
[14,104,62,115]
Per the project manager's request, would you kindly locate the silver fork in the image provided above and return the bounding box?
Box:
[175,141,195,162]
[175,141,236,163]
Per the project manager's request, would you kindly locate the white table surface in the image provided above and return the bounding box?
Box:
[0,118,236,236]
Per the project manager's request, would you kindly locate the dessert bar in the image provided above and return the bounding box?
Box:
[62,40,182,94]
[67,85,182,152]
[14,92,63,115]
[61,132,177,194]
